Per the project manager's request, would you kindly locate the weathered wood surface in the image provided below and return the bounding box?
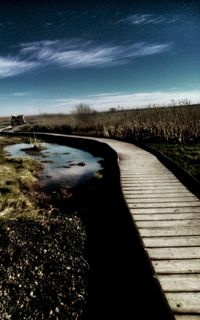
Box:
[175,314,200,320]
[175,316,200,320]
[166,292,200,313]
[159,274,200,291]
[131,207,200,214]
[140,227,200,237]
[144,236,200,247]
[134,213,200,220]
[148,247,200,259]
[152,259,200,274]
[136,220,200,228]
[91,138,200,318]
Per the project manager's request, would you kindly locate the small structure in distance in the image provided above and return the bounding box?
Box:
[11,115,26,126]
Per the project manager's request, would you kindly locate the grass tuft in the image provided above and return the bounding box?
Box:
[0,136,42,220]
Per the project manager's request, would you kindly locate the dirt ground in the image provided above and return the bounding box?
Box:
[0,185,91,320]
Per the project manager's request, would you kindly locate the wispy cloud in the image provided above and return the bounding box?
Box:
[0,57,38,78]
[11,92,30,97]
[20,39,172,68]
[54,90,200,112]
[0,38,172,78]
[119,14,179,25]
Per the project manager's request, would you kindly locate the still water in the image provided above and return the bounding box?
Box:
[5,142,103,188]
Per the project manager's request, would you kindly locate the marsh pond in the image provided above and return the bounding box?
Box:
[5,142,103,189]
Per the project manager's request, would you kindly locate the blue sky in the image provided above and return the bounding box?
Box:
[0,0,200,116]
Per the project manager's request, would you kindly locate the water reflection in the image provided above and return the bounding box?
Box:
[5,142,103,188]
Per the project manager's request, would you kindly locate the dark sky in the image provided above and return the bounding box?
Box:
[0,0,199,115]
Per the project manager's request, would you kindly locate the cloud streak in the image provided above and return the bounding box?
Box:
[119,14,179,25]
[0,38,172,78]
[54,90,200,112]
[0,57,38,78]
[20,39,172,68]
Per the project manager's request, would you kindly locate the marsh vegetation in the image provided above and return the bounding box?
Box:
[19,102,200,144]
[0,136,41,220]
[147,142,200,182]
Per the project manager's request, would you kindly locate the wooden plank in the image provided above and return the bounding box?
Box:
[122,172,169,175]
[120,169,161,171]
[125,198,197,203]
[121,177,182,181]
[175,316,200,320]
[144,236,200,248]
[123,184,185,188]
[123,188,187,192]
[136,220,200,228]
[123,193,196,199]
[124,191,190,196]
[166,292,200,313]
[122,179,181,183]
[140,227,200,237]
[148,247,200,259]
[134,213,200,221]
[120,168,155,171]
[122,185,187,194]
[152,259,200,274]
[159,274,200,292]
[129,202,200,208]
[122,179,177,182]
[123,184,187,189]
[121,175,176,178]
[123,172,170,176]
[122,180,179,184]
[122,184,182,188]
[131,207,200,214]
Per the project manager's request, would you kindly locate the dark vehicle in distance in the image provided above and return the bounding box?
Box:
[11,115,26,126]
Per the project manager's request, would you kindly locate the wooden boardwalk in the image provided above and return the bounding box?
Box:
[93,138,200,320]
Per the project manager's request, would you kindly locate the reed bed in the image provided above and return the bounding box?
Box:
[24,104,200,143]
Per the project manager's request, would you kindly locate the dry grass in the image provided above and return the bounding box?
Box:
[148,142,200,181]
[0,136,41,220]
[21,103,200,143]
[0,116,10,128]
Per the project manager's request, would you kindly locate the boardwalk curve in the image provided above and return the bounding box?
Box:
[91,138,200,320]
[2,131,199,318]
